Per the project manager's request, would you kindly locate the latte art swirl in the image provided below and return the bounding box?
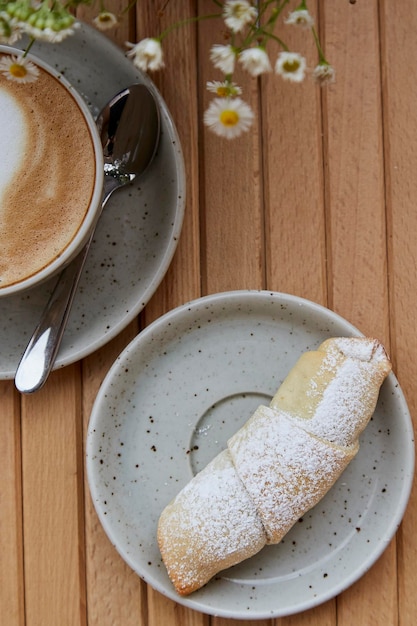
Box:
[0,53,96,289]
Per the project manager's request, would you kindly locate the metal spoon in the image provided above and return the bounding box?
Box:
[15,84,160,394]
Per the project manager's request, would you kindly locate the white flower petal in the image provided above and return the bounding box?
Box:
[206,80,242,97]
[93,12,118,32]
[239,47,271,77]
[204,97,254,139]
[313,63,336,85]
[0,54,39,83]
[223,0,258,33]
[126,38,164,72]
[275,51,306,83]
[209,44,236,75]
[21,23,78,43]
[285,9,315,29]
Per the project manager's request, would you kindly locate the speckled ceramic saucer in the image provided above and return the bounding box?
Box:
[86,290,414,620]
[0,22,185,379]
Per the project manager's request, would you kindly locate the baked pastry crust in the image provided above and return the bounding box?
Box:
[157,337,392,596]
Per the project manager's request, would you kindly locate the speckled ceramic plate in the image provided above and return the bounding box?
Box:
[86,291,414,620]
[0,22,185,379]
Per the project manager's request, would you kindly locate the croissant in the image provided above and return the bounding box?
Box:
[157,337,392,596]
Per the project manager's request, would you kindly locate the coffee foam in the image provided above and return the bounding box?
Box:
[0,54,96,288]
[0,90,27,196]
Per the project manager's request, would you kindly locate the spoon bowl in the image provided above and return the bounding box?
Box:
[98,84,160,201]
[15,84,160,394]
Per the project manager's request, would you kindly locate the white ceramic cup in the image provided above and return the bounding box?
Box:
[0,45,104,297]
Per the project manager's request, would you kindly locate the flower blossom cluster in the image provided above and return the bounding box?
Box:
[0,0,78,45]
[0,1,337,139]
[124,0,336,139]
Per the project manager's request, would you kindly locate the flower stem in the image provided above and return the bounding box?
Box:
[312,24,329,64]
[251,0,290,48]
[22,37,36,57]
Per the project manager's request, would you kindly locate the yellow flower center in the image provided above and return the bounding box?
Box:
[283,59,300,73]
[217,86,228,97]
[233,4,246,18]
[220,109,239,127]
[9,63,27,78]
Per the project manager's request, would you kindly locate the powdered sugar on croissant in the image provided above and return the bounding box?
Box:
[228,406,358,545]
[271,337,392,446]
[157,337,391,596]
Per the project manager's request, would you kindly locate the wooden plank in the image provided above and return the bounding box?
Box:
[198,0,264,295]
[137,0,202,323]
[263,0,327,305]
[277,601,336,626]
[21,367,86,626]
[323,0,389,342]
[0,381,24,625]
[148,586,210,626]
[379,0,417,624]
[322,1,396,625]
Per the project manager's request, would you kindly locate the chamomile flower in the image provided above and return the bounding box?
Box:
[285,9,315,29]
[209,44,236,75]
[0,14,22,44]
[275,51,306,83]
[239,47,271,77]
[313,62,336,85]
[126,38,164,72]
[204,97,254,139]
[93,12,118,32]
[207,80,242,97]
[0,54,39,83]
[223,0,258,33]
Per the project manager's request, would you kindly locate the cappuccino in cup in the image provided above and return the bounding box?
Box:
[0,46,103,296]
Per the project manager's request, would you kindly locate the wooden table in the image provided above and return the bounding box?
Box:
[2,1,417,624]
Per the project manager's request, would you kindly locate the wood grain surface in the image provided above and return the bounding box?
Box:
[1,1,416,625]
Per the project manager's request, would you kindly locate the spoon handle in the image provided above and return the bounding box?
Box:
[14,181,119,394]
[14,234,93,393]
